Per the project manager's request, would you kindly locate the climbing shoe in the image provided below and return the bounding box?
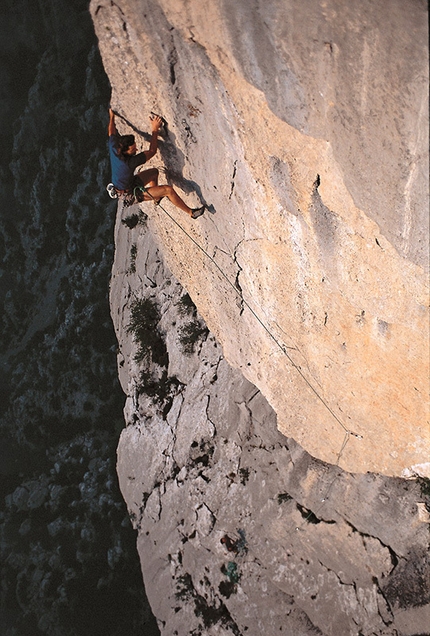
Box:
[191,206,205,219]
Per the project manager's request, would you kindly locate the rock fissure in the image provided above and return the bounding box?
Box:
[232,249,244,315]
[229,160,238,200]
[168,47,177,86]
[372,583,395,628]
[340,518,401,573]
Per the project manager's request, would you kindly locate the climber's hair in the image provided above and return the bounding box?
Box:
[118,134,135,154]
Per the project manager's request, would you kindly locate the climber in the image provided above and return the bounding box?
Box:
[108,108,205,219]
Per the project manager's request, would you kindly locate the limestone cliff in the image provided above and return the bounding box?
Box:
[90,0,430,633]
[92,0,429,476]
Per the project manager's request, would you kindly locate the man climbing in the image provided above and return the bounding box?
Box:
[108,108,205,219]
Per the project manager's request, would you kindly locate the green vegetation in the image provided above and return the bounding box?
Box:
[175,571,241,635]
[219,561,240,599]
[222,561,240,584]
[176,292,197,317]
[127,243,137,274]
[239,467,250,485]
[417,477,430,512]
[121,210,148,229]
[175,573,194,601]
[126,296,187,412]
[137,370,181,416]
[417,477,430,498]
[175,293,209,355]
[126,297,167,366]
[178,320,209,356]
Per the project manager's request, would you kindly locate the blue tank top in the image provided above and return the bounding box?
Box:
[109,135,147,190]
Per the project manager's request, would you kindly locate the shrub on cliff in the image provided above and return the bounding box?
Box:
[126,297,167,366]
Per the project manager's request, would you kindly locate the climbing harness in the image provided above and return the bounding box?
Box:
[132,185,148,203]
[106,183,148,207]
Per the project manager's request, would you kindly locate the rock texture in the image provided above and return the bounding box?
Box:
[91,0,430,631]
[108,208,429,635]
[91,0,428,476]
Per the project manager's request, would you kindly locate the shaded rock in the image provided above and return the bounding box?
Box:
[381,546,430,610]
[109,215,429,635]
[11,486,30,510]
[18,518,32,537]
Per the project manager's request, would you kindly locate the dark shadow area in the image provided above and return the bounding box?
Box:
[0,1,160,634]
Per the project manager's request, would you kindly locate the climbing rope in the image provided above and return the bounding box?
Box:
[116,186,367,531]
[121,186,362,466]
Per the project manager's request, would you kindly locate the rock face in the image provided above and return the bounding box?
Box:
[108,208,429,635]
[91,0,428,477]
[91,0,430,632]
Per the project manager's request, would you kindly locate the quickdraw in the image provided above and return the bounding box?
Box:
[106,183,148,208]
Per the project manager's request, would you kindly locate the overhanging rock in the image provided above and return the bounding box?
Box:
[91,0,429,476]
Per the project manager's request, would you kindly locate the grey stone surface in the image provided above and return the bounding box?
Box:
[110,210,429,635]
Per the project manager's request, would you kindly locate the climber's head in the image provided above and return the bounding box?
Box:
[119,134,136,156]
